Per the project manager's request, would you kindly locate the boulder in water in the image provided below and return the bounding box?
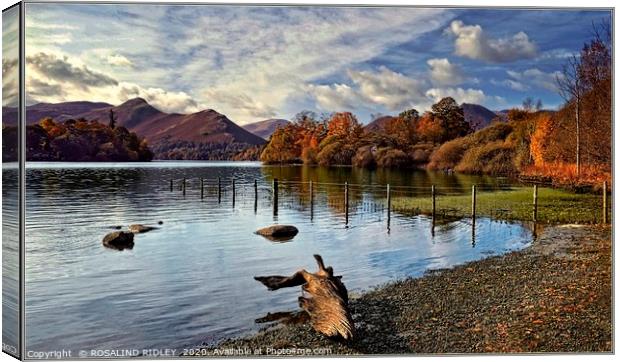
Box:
[255,225,299,241]
[102,231,134,250]
[128,224,157,233]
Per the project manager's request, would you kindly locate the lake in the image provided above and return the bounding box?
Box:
[19,161,532,354]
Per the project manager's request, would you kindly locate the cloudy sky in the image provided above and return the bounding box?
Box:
[6,4,612,124]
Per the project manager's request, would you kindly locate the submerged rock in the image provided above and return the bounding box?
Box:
[102,231,134,250]
[255,225,299,241]
[128,224,157,233]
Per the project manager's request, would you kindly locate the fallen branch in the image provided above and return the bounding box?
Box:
[254,254,354,340]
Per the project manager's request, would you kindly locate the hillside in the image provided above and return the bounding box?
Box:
[5,98,266,160]
[2,101,112,126]
[363,115,397,133]
[242,119,289,140]
[461,103,499,130]
[3,118,152,162]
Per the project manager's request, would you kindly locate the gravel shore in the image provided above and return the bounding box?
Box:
[198,225,611,355]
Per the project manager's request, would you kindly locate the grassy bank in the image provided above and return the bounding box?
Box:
[391,186,605,224]
[199,225,611,355]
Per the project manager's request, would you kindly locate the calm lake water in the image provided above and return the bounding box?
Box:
[21,161,532,354]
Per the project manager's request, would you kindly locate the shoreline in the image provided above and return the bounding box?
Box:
[197,224,611,355]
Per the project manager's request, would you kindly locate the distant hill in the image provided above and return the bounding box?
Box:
[2,101,112,126]
[242,119,289,140]
[364,115,397,133]
[462,103,499,130]
[3,98,266,160]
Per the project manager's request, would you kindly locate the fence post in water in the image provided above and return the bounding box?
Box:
[344,182,349,225]
[254,179,258,213]
[471,184,476,221]
[217,177,222,204]
[200,178,204,199]
[310,180,314,220]
[533,184,538,222]
[273,178,279,215]
[182,178,186,196]
[603,181,608,224]
[232,178,236,207]
[387,184,391,228]
[431,185,436,219]
[170,179,173,192]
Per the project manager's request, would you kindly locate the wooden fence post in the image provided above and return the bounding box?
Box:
[387,184,391,228]
[170,179,173,192]
[254,179,258,212]
[471,184,476,221]
[218,177,222,204]
[533,185,538,222]
[232,178,236,207]
[344,182,349,225]
[603,181,608,224]
[310,180,314,220]
[182,178,186,196]
[273,178,279,215]
[431,185,436,219]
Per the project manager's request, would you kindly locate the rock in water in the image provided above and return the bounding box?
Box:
[102,231,134,250]
[128,224,157,233]
[255,225,299,241]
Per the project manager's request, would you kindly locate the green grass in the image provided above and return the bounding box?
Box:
[391,187,606,224]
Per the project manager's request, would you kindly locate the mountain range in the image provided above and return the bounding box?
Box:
[242,118,289,140]
[2,99,502,160]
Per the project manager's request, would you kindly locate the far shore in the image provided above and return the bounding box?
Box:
[191,224,611,355]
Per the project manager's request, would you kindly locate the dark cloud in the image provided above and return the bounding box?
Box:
[27,77,64,97]
[26,52,118,89]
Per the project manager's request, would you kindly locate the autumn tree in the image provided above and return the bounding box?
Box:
[430,97,471,142]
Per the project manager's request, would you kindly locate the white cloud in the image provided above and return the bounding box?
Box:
[306,83,363,112]
[425,87,487,104]
[445,20,537,63]
[426,58,465,86]
[505,68,563,92]
[25,51,202,114]
[107,54,133,67]
[349,67,428,110]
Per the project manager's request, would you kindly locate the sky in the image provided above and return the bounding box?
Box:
[3,4,612,124]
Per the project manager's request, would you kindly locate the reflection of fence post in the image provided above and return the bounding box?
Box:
[387,184,391,227]
[310,180,314,220]
[217,177,222,203]
[533,185,538,222]
[603,181,608,224]
[344,182,349,225]
[182,178,186,196]
[232,178,236,207]
[273,178,279,215]
[200,178,204,199]
[471,184,476,221]
[431,185,436,219]
[170,179,173,192]
[254,179,258,212]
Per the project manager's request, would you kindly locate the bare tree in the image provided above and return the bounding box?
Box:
[522,97,534,112]
[556,55,583,178]
[535,99,543,111]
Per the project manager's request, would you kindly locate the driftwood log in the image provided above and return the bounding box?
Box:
[254,254,354,340]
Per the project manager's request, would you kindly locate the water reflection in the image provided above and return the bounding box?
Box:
[24,162,531,354]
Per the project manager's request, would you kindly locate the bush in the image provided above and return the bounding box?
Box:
[427,138,469,171]
[455,140,517,175]
[375,147,410,168]
[352,145,376,168]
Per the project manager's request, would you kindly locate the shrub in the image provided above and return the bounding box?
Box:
[455,140,517,175]
[427,138,469,171]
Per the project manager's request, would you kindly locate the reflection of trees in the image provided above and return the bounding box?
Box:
[259,165,513,216]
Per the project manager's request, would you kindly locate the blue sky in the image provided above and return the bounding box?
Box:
[11,4,611,124]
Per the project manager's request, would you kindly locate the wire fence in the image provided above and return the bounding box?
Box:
[166,177,611,227]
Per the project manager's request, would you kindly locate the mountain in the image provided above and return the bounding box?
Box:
[462,103,500,130]
[242,119,289,140]
[2,101,112,126]
[4,98,266,160]
[364,115,397,133]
